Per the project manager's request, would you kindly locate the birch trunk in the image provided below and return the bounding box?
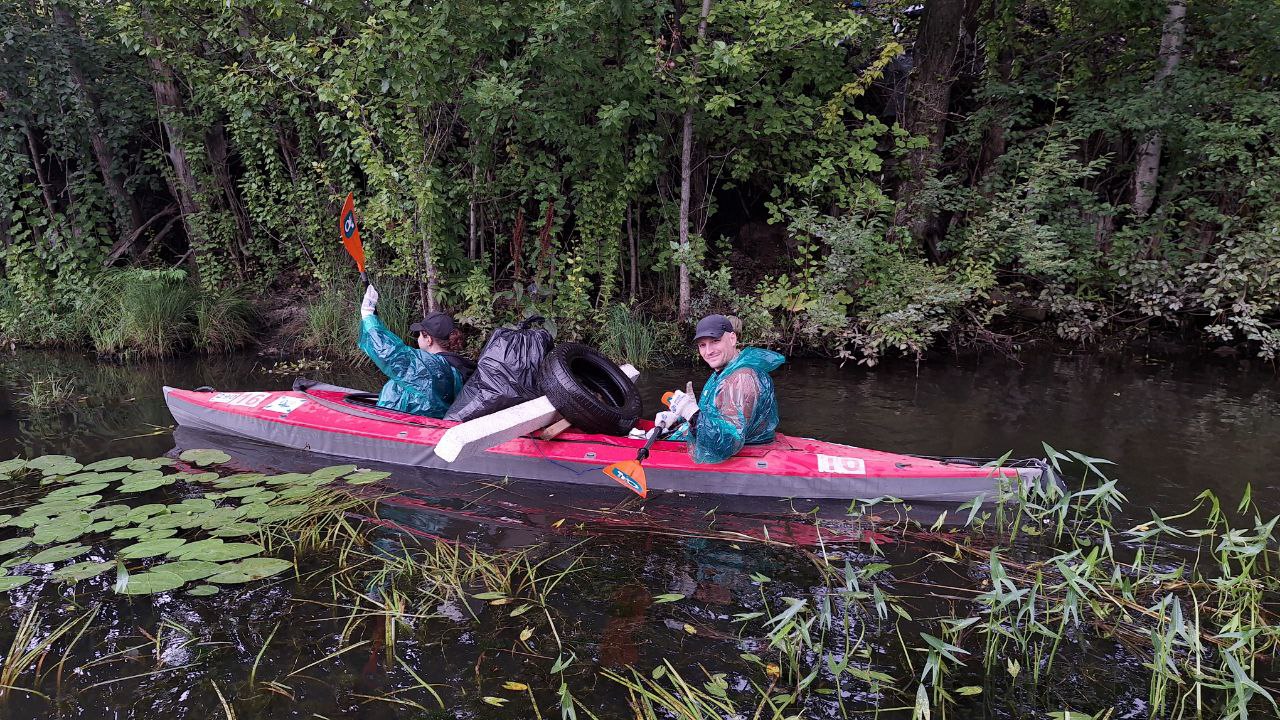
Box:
[1132,0,1187,219]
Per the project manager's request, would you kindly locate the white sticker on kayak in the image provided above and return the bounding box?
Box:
[817,454,866,475]
[263,396,307,415]
[209,391,271,408]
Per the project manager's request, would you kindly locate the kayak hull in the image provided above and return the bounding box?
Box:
[163,383,1051,502]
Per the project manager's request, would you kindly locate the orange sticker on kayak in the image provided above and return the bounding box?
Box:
[817,455,865,475]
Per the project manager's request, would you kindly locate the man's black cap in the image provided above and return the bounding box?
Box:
[693,314,734,341]
[409,312,455,341]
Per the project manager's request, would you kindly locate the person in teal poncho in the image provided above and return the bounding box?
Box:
[357,285,474,418]
[655,314,785,464]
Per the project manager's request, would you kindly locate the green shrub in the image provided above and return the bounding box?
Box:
[302,277,422,362]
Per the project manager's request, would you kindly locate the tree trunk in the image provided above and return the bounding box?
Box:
[627,201,638,300]
[23,125,60,232]
[1132,0,1187,219]
[677,0,713,323]
[149,55,204,278]
[895,0,976,260]
[205,120,253,276]
[53,4,143,239]
[468,156,480,260]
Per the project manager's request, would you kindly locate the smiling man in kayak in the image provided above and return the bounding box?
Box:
[357,285,474,418]
[655,314,785,464]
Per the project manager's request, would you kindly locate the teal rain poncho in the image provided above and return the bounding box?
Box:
[668,346,785,464]
[357,314,463,419]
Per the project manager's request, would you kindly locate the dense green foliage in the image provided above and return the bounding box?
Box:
[2,0,1277,362]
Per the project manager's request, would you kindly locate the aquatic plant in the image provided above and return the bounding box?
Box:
[596,304,663,368]
[15,373,79,410]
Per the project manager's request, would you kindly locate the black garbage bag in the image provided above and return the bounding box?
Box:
[443,317,554,422]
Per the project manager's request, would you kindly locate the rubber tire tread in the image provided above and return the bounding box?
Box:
[539,343,641,436]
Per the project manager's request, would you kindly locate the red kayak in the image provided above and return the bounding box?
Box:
[162,381,1053,502]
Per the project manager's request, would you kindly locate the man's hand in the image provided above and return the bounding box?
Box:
[669,381,699,422]
[653,410,680,432]
[360,284,379,317]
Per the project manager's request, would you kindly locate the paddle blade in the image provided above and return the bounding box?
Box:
[339,192,365,273]
[603,461,648,498]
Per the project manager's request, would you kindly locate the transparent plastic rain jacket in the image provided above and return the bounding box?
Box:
[668,346,784,464]
[358,314,463,419]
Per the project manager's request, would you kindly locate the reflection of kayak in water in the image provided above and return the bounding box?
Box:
[163,381,1056,503]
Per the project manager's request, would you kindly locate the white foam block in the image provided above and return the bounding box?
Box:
[434,364,639,463]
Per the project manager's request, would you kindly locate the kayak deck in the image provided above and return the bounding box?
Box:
[162,383,1052,502]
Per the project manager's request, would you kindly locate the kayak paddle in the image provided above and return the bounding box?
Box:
[339,192,367,283]
[603,391,677,498]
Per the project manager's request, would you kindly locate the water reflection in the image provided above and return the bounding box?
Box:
[2,348,1277,516]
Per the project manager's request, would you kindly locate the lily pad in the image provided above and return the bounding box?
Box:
[119,478,174,493]
[27,454,77,470]
[206,557,293,584]
[196,507,247,529]
[263,473,310,486]
[0,458,28,475]
[32,515,94,544]
[138,528,179,541]
[187,584,219,596]
[0,576,34,591]
[83,456,134,472]
[221,486,268,498]
[238,503,273,519]
[276,485,322,500]
[95,471,134,483]
[0,537,34,556]
[1,556,29,569]
[174,498,216,512]
[91,504,133,521]
[46,483,110,500]
[144,513,199,531]
[170,540,263,563]
[241,490,277,504]
[87,520,123,534]
[209,522,261,538]
[310,464,358,481]
[41,462,84,477]
[117,570,185,595]
[345,470,391,485]
[148,560,223,582]
[127,457,176,471]
[52,561,114,582]
[28,543,92,564]
[119,538,187,559]
[179,449,231,467]
[62,472,104,484]
[126,504,169,522]
[214,474,264,489]
[110,527,148,540]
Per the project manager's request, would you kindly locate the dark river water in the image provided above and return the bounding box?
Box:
[3,349,1276,516]
[0,348,1276,719]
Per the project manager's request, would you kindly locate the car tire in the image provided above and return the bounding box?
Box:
[539,343,641,436]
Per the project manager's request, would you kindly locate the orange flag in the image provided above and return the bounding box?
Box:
[339,192,365,274]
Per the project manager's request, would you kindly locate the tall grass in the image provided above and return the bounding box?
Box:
[302,277,421,361]
[596,304,662,368]
[85,269,257,358]
[17,372,79,409]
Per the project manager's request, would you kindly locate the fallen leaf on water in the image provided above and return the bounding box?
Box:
[502,681,529,692]
[482,696,507,707]
[519,628,534,642]
[682,623,696,635]
[766,663,781,680]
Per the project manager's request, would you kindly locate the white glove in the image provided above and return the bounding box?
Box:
[669,381,699,422]
[654,410,680,431]
[360,284,379,317]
